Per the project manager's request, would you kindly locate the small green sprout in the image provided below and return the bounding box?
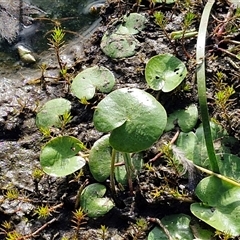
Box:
[129,217,148,239]
[71,208,87,232]
[144,162,155,172]
[184,12,196,28]
[59,111,73,129]
[150,187,162,199]
[154,11,166,27]
[6,231,23,240]
[4,189,19,200]
[99,225,108,240]
[32,168,44,181]
[213,71,235,130]
[39,126,52,138]
[161,144,183,176]
[153,11,176,53]
[0,220,13,235]
[34,205,52,219]
[48,26,66,77]
[50,26,65,47]
[136,218,148,231]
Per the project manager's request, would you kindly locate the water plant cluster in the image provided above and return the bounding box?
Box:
[33,1,240,238]
[2,0,240,239]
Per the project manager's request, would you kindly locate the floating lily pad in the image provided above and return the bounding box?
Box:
[116,13,147,35]
[148,214,194,240]
[71,66,115,101]
[101,32,140,58]
[40,136,86,177]
[36,98,71,129]
[145,53,187,92]
[80,183,114,218]
[191,176,240,237]
[94,88,167,152]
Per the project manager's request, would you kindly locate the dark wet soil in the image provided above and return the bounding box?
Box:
[1,0,240,239]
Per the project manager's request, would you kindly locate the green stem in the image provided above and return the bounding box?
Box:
[122,152,134,195]
[110,149,116,195]
[196,0,219,173]
[194,164,240,187]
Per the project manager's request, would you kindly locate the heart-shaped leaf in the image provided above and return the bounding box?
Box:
[40,136,86,177]
[191,176,240,237]
[148,214,194,240]
[116,13,147,35]
[165,104,198,132]
[145,53,187,92]
[100,33,140,58]
[71,66,115,101]
[80,183,114,218]
[93,88,167,152]
[36,98,71,129]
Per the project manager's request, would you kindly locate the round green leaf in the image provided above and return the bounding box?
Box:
[36,98,71,129]
[93,88,167,152]
[116,13,147,35]
[145,53,188,92]
[148,214,194,240]
[89,134,111,182]
[80,183,114,218]
[166,104,198,132]
[191,176,240,237]
[100,33,140,58]
[71,66,115,101]
[40,136,86,177]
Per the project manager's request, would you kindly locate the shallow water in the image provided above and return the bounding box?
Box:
[0,0,105,59]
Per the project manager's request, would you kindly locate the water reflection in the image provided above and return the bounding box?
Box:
[0,0,105,61]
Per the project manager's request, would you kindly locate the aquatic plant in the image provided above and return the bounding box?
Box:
[93,88,167,194]
[145,53,188,92]
[100,13,147,58]
[40,136,86,177]
[71,65,116,102]
[79,183,114,218]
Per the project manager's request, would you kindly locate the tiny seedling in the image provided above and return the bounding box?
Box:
[48,26,66,75]
[71,208,87,235]
[99,225,108,240]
